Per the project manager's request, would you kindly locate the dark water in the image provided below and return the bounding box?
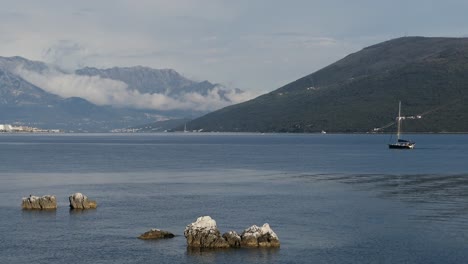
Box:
[0,133,467,263]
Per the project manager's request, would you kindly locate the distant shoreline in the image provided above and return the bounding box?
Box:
[2,131,468,135]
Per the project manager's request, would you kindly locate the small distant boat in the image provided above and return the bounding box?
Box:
[321,130,327,134]
[388,101,415,149]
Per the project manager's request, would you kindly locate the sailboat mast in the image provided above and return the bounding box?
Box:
[388,100,415,149]
[397,101,401,140]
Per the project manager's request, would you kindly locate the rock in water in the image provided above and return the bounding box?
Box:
[22,195,57,210]
[184,216,230,248]
[240,223,280,248]
[138,229,175,240]
[69,193,97,209]
[222,231,241,247]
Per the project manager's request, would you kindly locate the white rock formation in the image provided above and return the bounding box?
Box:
[184,217,280,249]
[69,192,97,209]
[240,223,280,247]
[21,195,57,210]
[184,216,229,248]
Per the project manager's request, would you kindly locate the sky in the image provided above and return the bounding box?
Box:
[1,0,468,94]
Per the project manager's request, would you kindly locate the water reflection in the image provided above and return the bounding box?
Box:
[186,247,231,255]
[186,247,280,263]
[21,209,57,219]
[295,173,468,225]
[241,247,280,263]
[186,247,230,264]
[69,208,97,215]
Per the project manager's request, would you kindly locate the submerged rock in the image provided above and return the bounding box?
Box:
[69,193,97,209]
[184,216,230,248]
[22,195,57,210]
[240,223,280,248]
[138,229,175,240]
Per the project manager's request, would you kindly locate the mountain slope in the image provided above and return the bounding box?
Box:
[120,118,190,132]
[0,68,158,132]
[0,56,248,131]
[0,68,61,106]
[187,37,468,133]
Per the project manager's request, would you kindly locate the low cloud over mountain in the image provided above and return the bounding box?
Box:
[12,59,254,112]
[0,56,255,131]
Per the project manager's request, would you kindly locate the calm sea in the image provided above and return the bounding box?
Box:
[0,133,467,263]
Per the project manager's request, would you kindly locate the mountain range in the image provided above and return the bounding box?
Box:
[0,56,246,132]
[3,37,468,133]
[186,37,468,133]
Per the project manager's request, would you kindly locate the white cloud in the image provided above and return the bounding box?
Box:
[2,1,467,93]
[42,40,90,71]
[14,66,255,112]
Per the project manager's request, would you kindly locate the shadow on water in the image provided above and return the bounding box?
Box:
[294,173,468,226]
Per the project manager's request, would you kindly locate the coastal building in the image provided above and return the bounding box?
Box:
[0,124,60,133]
[0,124,14,132]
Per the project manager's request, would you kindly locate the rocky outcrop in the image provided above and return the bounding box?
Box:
[21,195,57,210]
[222,231,241,248]
[240,223,280,248]
[69,193,97,209]
[184,216,280,249]
[184,216,230,248]
[138,229,175,240]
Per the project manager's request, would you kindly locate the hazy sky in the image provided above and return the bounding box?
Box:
[1,0,468,93]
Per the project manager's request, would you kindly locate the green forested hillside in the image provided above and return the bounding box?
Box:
[187,37,468,133]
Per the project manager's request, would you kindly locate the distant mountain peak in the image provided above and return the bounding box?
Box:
[75,65,195,94]
[0,55,251,131]
[74,65,244,101]
[0,56,52,73]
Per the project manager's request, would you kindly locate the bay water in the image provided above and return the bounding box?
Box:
[0,133,467,263]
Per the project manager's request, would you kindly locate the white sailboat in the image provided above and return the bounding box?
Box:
[388,101,415,149]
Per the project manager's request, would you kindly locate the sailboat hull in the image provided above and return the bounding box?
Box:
[388,143,415,149]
